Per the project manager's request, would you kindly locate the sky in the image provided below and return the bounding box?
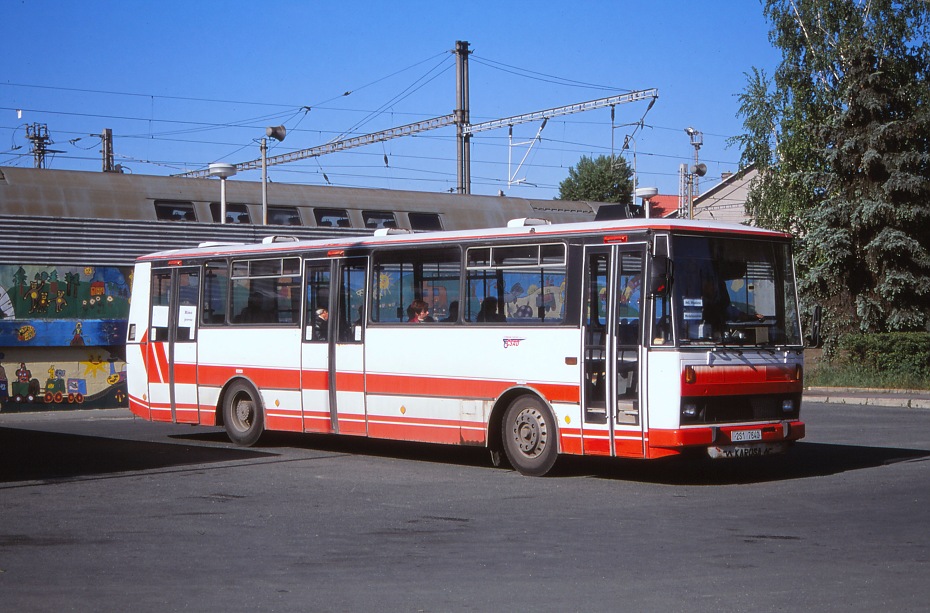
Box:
[1,0,783,202]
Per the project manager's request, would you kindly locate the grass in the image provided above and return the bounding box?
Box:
[805,361,930,390]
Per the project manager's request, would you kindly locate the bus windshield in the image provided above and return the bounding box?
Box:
[671,235,802,347]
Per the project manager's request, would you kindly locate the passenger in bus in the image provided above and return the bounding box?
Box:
[407,299,430,323]
[476,297,506,322]
[701,279,730,336]
[312,308,329,340]
[238,292,267,323]
[441,301,459,323]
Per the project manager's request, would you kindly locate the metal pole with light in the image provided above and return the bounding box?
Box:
[621,133,637,215]
[208,163,237,224]
[261,125,287,225]
[635,187,658,219]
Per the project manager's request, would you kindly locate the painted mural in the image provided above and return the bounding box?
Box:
[0,265,131,412]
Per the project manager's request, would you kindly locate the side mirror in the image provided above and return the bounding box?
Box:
[806,304,823,348]
[649,254,672,298]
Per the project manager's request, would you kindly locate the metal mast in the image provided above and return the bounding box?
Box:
[455,40,472,194]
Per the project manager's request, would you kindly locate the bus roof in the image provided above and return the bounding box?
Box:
[135,217,792,262]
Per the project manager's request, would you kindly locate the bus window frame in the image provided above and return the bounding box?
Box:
[368,245,462,325]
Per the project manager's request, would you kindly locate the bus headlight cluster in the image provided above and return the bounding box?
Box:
[781,399,795,413]
[682,402,699,418]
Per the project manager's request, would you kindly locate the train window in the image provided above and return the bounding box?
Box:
[155,201,196,222]
[268,206,302,226]
[314,208,351,228]
[408,212,443,231]
[209,202,251,224]
[363,210,397,229]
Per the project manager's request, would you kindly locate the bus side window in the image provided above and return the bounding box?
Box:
[202,261,229,324]
[369,247,460,324]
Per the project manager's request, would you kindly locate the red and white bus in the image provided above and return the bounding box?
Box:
[126,217,807,476]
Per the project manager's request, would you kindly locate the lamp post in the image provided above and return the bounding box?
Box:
[635,187,659,219]
[261,125,287,226]
[208,163,237,224]
[621,133,638,216]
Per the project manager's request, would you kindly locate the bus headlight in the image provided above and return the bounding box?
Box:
[781,399,795,413]
[682,402,699,418]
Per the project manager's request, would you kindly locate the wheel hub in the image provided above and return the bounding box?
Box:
[513,408,547,456]
[235,400,253,425]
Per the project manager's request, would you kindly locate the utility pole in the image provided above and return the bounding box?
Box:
[25,123,52,169]
[679,127,706,219]
[454,40,472,194]
[101,128,116,172]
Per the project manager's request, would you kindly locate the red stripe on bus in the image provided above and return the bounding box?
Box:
[367,420,473,445]
[335,371,365,393]
[301,370,329,389]
[146,342,168,384]
[128,394,150,419]
[613,437,645,458]
[365,373,579,403]
[195,364,302,389]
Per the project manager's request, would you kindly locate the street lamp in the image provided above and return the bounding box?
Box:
[635,186,659,219]
[261,125,287,225]
[208,163,237,224]
[621,133,639,216]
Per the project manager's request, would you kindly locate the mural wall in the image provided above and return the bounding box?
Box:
[0,265,131,412]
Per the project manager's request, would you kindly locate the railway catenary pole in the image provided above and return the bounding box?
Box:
[455,40,472,195]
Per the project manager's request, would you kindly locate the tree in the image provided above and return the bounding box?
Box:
[732,0,930,336]
[557,154,633,204]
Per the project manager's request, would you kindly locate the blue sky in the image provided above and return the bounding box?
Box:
[2,1,782,201]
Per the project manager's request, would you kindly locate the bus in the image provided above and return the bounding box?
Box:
[125,217,808,476]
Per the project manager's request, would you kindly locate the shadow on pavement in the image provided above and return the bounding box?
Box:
[175,430,930,485]
[0,427,276,484]
[555,441,930,484]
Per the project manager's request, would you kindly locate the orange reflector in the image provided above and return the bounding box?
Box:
[684,365,696,384]
[604,234,629,244]
[565,357,578,366]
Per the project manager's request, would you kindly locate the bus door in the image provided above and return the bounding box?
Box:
[148,266,200,423]
[582,244,645,457]
[301,256,367,435]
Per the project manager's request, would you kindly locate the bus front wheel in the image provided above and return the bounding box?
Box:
[502,395,558,477]
[223,381,264,447]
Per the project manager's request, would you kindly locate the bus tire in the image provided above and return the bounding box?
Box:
[502,395,558,477]
[223,381,264,447]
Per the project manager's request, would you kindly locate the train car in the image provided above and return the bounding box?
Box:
[0,166,604,412]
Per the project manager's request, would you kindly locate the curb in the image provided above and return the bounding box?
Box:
[805,387,930,409]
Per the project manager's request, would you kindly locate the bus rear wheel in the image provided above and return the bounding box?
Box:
[502,395,558,477]
[223,381,264,446]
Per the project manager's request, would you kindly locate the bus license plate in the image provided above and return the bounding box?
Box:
[731,429,762,442]
[707,442,788,459]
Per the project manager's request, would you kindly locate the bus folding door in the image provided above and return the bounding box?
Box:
[147,267,200,423]
[581,244,646,458]
[301,257,367,435]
